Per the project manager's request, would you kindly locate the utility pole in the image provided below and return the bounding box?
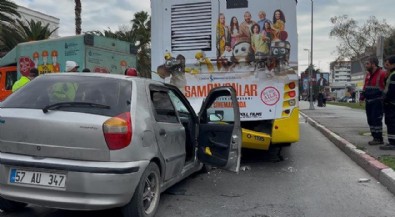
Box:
[309,0,315,110]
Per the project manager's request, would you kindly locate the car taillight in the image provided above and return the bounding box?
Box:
[103,112,132,150]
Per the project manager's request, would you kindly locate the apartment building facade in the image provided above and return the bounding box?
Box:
[329,61,352,90]
[16,5,60,38]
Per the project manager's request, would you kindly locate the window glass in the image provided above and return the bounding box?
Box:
[168,90,190,114]
[151,90,178,123]
[1,75,131,117]
[204,94,235,123]
[5,71,17,90]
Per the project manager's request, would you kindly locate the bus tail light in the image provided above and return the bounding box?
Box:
[288,82,296,89]
[288,91,296,98]
[288,99,296,106]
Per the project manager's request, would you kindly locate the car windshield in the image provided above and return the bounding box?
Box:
[1,74,131,116]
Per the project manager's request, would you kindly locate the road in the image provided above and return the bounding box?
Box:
[2,117,395,217]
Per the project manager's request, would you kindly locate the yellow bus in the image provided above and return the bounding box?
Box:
[151,0,299,151]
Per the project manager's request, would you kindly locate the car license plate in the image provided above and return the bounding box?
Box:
[9,168,66,188]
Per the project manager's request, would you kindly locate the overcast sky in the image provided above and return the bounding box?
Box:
[12,0,395,72]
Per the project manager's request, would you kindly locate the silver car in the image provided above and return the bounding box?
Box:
[0,73,241,217]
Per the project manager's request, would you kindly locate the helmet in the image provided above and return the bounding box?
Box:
[125,68,139,76]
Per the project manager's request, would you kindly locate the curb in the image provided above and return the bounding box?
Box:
[300,111,395,195]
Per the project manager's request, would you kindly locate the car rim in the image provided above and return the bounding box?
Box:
[142,171,159,214]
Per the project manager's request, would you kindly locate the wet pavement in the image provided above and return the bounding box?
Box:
[299,101,395,159]
[300,100,395,195]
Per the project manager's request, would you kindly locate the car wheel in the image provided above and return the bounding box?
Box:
[122,162,161,217]
[0,196,27,212]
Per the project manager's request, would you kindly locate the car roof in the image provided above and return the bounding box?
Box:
[40,72,167,87]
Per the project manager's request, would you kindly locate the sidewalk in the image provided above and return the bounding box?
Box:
[299,101,395,195]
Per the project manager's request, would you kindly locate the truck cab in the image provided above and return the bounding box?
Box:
[0,66,17,101]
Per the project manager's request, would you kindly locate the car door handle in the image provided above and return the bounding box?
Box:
[209,137,227,149]
[159,129,166,136]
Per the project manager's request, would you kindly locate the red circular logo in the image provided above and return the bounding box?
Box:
[261,87,280,106]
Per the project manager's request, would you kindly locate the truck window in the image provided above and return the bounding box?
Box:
[5,71,17,90]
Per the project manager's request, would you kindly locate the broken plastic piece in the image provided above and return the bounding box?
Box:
[358,178,371,183]
[240,166,251,171]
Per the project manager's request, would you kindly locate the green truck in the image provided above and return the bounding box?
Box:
[0,34,137,101]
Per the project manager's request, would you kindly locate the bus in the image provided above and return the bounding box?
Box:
[151,0,299,151]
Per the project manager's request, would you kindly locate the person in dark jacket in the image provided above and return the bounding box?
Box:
[380,55,395,150]
[317,91,324,107]
[359,57,388,145]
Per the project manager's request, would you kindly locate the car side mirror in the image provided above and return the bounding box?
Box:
[208,113,223,122]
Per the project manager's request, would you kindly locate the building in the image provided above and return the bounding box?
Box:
[16,5,60,38]
[350,60,366,92]
[329,61,351,91]
[0,5,59,57]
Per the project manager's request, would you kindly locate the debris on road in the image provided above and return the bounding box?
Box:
[358,178,371,183]
[282,166,297,173]
[240,166,251,171]
[220,193,242,198]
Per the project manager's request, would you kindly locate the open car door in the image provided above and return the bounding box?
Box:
[197,86,242,173]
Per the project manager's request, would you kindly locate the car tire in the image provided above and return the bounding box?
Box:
[0,196,27,212]
[121,162,161,217]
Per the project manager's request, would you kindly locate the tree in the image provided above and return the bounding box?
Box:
[0,0,21,54]
[86,27,134,42]
[0,0,20,24]
[384,30,395,57]
[88,11,151,77]
[75,0,81,35]
[0,19,58,51]
[16,19,58,41]
[130,11,151,78]
[329,15,394,69]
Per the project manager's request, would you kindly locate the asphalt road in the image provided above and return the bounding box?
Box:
[2,117,395,217]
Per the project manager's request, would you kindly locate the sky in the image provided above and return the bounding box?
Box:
[12,0,395,73]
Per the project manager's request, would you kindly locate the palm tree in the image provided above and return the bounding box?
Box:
[75,0,81,35]
[131,11,151,78]
[0,19,58,51]
[0,0,21,54]
[85,28,133,41]
[88,11,151,77]
[16,19,58,41]
[0,25,23,52]
[0,0,20,24]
